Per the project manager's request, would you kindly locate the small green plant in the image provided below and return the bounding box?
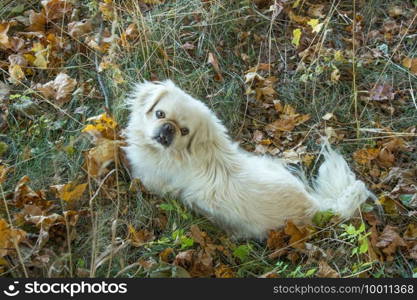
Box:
[233,244,252,262]
[159,200,190,220]
[340,223,370,256]
[172,229,194,249]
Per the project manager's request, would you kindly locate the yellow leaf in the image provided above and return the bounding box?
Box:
[334,50,345,62]
[307,18,323,33]
[330,67,340,82]
[0,23,11,48]
[0,165,9,184]
[292,28,302,47]
[8,64,25,83]
[99,0,114,21]
[402,57,417,75]
[32,42,48,69]
[82,113,118,140]
[84,138,124,177]
[0,219,26,257]
[292,0,301,8]
[353,148,380,165]
[378,196,398,215]
[57,182,87,203]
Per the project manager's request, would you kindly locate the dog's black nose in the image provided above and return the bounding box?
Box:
[162,123,174,135]
[155,123,175,147]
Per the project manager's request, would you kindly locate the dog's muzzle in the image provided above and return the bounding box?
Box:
[154,122,175,147]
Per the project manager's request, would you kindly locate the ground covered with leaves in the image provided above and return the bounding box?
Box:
[1,0,417,278]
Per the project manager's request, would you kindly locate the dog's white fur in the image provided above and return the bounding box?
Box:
[124,80,372,239]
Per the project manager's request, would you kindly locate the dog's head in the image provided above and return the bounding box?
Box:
[126,80,228,155]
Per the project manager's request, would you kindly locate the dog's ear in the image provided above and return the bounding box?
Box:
[188,109,232,157]
[126,81,169,112]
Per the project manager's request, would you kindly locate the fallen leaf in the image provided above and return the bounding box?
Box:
[13,176,53,210]
[370,84,395,101]
[308,4,326,18]
[84,138,124,177]
[36,73,77,105]
[376,226,407,261]
[0,219,27,257]
[207,52,223,81]
[31,42,49,69]
[0,23,11,48]
[82,113,119,141]
[8,64,25,83]
[128,225,155,247]
[54,182,87,203]
[174,249,213,277]
[353,148,380,165]
[402,57,417,75]
[267,229,287,250]
[42,0,73,21]
[316,260,340,278]
[159,248,174,262]
[307,19,323,33]
[378,195,398,215]
[292,28,302,47]
[0,165,9,184]
[284,220,309,249]
[68,20,92,38]
[214,264,235,278]
[404,224,417,240]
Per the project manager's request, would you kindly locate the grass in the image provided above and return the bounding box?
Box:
[1,0,417,278]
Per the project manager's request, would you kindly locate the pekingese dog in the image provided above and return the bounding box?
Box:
[124,80,372,239]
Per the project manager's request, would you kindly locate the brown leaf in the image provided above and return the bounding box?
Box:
[402,57,417,75]
[84,138,124,177]
[404,224,417,240]
[189,225,224,256]
[208,52,223,81]
[377,148,395,167]
[53,182,87,204]
[353,148,380,165]
[27,10,46,32]
[0,219,27,257]
[369,225,384,261]
[0,165,9,184]
[128,225,155,247]
[284,220,309,249]
[378,196,398,215]
[308,4,326,18]
[13,176,53,210]
[190,225,206,246]
[376,226,407,260]
[159,247,174,262]
[267,229,287,250]
[370,84,395,101]
[0,22,11,49]
[214,264,235,278]
[36,73,77,106]
[42,0,73,21]
[174,249,213,277]
[316,260,340,278]
[68,20,92,38]
[266,105,310,132]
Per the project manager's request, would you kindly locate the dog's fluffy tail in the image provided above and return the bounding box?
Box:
[309,140,373,218]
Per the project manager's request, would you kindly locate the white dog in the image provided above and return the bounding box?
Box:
[124,80,372,239]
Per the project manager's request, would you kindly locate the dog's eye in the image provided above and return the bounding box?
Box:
[180,128,189,136]
[155,110,165,119]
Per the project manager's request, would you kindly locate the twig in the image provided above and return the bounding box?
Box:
[94,14,111,112]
